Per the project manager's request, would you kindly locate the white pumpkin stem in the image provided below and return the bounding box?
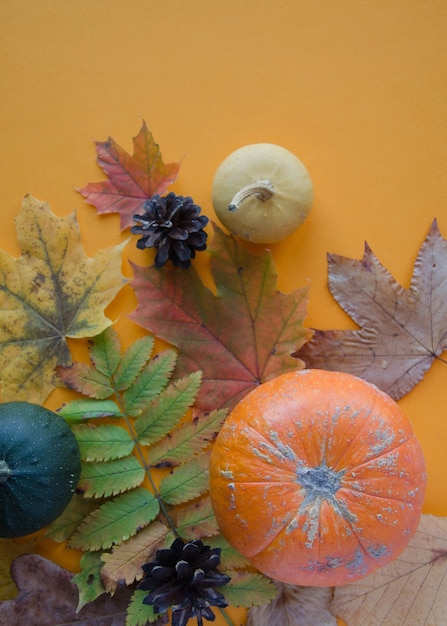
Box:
[228,179,275,211]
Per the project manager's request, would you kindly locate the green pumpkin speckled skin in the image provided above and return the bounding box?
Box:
[0,402,81,538]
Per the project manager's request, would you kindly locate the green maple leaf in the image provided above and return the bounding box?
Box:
[0,195,126,403]
[130,224,313,411]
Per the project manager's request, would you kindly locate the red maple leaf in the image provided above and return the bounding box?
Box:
[78,121,180,230]
[129,225,312,412]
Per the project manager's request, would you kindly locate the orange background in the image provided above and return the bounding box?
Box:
[1,1,447,624]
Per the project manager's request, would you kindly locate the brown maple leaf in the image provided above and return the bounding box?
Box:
[78,121,181,230]
[294,219,447,400]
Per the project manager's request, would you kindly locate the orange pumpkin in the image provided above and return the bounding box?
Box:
[209,370,426,586]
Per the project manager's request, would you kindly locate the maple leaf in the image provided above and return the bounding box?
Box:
[247,582,336,626]
[129,224,312,412]
[0,537,37,600]
[332,514,447,626]
[294,219,447,400]
[0,195,126,403]
[78,121,181,230]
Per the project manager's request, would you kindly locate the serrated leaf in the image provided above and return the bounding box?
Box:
[206,535,251,570]
[159,450,210,506]
[173,495,220,540]
[130,223,311,412]
[56,361,114,398]
[219,570,278,608]
[332,514,447,626]
[45,494,100,542]
[135,371,202,446]
[294,219,447,400]
[69,487,160,551]
[88,326,122,378]
[247,583,336,626]
[58,398,122,421]
[78,456,145,498]
[125,589,165,626]
[114,334,155,391]
[101,521,172,592]
[72,423,134,462]
[78,121,180,230]
[123,349,178,417]
[148,408,228,467]
[72,551,105,610]
[0,195,126,402]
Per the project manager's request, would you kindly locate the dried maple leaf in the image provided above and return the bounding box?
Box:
[130,224,312,411]
[78,121,181,230]
[0,554,138,626]
[294,220,447,400]
[332,514,447,626]
[0,195,126,403]
[247,582,336,626]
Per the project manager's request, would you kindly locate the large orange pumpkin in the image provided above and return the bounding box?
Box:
[209,370,426,586]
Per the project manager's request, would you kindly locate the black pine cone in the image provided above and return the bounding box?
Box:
[131,193,208,269]
[137,537,231,626]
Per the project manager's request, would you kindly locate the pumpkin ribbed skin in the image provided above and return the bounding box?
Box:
[0,402,81,538]
[209,370,426,586]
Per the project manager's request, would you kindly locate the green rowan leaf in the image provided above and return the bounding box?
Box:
[173,495,219,540]
[101,521,172,591]
[123,349,178,416]
[72,424,134,462]
[72,551,105,610]
[135,371,202,446]
[88,326,121,378]
[159,450,209,505]
[58,398,122,422]
[78,457,145,498]
[126,589,162,626]
[113,334,155,391]
[45,494,100,542]
[56,361,114,398]
[148,408,227,467]
[207,535,251,569]
[69,487,160,551]
[219,570,278,608]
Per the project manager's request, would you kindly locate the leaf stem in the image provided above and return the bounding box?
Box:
[114,391,180,538]
[219,607,236,626]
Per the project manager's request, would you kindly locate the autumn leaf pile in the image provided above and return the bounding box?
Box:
[0,122,446,626]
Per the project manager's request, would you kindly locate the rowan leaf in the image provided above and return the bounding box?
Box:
[89,325,122,378]
[78,121,181,230]
[247,582,336,626]
[148,408,228,467]
[56,361,115,398]
[78,456,145,498]
[333,514,447,625]
[219,570,278,609]
[134,371,202,446]
[126,589,166,626]
[158,449,210,505]
[122,348,178,417]
[45,494,100,542]
[294,219,447,400]
[72,423,135,462]
[101,521,172,591]
[130,224,312,411]
[57,398,122,421]
[0,195,126,402]
[113,334,155,391]
[69,487,160,551]
[172,496,220,540]
[72,551,105,610]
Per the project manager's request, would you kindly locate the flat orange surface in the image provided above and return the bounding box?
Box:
[1,2,447,624]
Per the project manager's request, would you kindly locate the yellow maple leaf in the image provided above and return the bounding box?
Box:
[0,537,37,600]
[0,195,126,403]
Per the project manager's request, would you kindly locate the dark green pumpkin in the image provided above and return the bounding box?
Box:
[0,402,81,538]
